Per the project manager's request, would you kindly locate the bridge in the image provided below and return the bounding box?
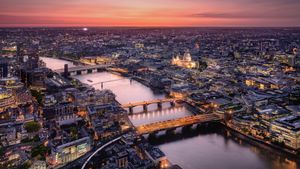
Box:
[90,78,132,89]
[58,57,86,66]
[135,113,222,135]
[121,98,179,114]
[55,64,112,76]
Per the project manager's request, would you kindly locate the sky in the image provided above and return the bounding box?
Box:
[0,0,300,27]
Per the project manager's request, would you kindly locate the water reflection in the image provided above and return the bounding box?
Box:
[149,125,300,169]
[73,72,165,104]
[42,58,300,169]
[74,72,193,126]
[40,57,75,70]
[129,106,189,126]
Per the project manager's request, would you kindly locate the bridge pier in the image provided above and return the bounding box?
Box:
[166,128,176,135]
[170,101,175,107]
[76,70,82,75]
[143,104,148,112]
[192,123,198,129]
[128,107,133,114]
[70,71,76,76]
[148,132,157,139]
[82,70,88,74]
[182,125,193,132]
[157,102,162,109]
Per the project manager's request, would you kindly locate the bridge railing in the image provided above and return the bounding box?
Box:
[136,113,221,135]
[121,98,180,108]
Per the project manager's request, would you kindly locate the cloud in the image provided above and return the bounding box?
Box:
[190,11,300,19]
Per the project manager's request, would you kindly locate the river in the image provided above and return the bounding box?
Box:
[41,57,299,169]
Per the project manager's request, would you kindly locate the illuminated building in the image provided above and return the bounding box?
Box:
[80,56,113,65]
[0,77,23,89]
[0,124,21,146]
[171,52,198,69]
[145,147,168,168]
[275,54,296,67]
[0,88,16,112]
[271,115,300,149]
[245,77,286,90]
[44,95,57,107]
[135,43,144,49]
[287,55,296,67]
[169,84,190,99]
[29,160,46,169]
[43,103,80,126]
[49,137,91,165]
[117,151,128,168]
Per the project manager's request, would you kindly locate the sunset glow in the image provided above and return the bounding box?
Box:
[1,0,300,27]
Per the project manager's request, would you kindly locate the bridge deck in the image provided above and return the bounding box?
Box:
[55,64,111,73]
[122,98,178,108]
[136,113,221,135]
[89,78,128,86]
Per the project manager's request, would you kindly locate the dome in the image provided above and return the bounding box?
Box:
[183,52,192,62]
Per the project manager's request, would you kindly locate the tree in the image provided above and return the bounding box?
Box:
[70,126,78,140]
[30,90,43,106]
[24,121,41,133]
[31,144,50,160]
[198,59,207,71]
[20,161,31,169]
[0,147,4,156]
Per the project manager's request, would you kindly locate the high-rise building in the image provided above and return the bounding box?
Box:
[64,64,69,77]
[16,43,24,63]
[287,55,296,67]
[0,60,9,78]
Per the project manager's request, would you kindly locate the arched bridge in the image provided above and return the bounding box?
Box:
[136,113,222,135]
[122,98,180,113]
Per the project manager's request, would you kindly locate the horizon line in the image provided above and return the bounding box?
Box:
[1,25,300,29]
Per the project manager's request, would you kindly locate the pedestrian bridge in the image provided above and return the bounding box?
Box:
[135,113,222,135]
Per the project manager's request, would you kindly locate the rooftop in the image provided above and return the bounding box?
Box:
[274,115,300,131]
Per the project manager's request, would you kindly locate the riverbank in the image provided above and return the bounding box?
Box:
[41,57,300,169]
[87,68,300,157]
[223,123,299,157]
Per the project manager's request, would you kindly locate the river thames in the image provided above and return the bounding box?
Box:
[41,57,299,169]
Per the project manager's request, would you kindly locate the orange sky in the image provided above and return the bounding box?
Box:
[1,0,300,27]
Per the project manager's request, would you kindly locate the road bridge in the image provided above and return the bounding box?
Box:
[55,64,112,76]
[136,113,222,135]
[122,98,179,114]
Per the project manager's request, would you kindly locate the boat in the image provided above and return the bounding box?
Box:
[87,79,93,83]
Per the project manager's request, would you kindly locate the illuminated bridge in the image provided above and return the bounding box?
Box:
[121,98,180,114]
[55,64,112,76]
[136,113,222,135]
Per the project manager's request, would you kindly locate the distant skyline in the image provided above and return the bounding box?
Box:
[1,0,300,27]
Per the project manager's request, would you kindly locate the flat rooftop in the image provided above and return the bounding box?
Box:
[274,115,300,131]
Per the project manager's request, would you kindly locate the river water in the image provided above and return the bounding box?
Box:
[41,57,299,169]
[41,57,76,70]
